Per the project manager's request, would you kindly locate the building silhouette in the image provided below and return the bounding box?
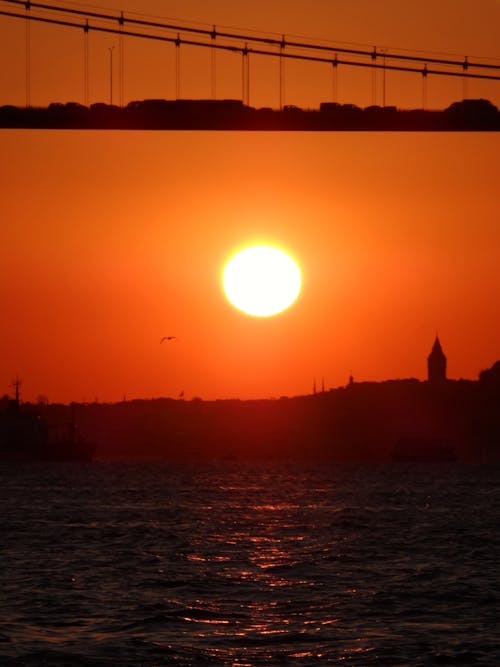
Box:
[427,336,447,383]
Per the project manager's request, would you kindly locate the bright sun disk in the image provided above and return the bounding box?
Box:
[223,245,301,317]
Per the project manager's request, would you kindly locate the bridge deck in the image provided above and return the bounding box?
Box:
[1,100,499,131]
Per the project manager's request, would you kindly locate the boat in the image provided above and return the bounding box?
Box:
[0,381,94,462]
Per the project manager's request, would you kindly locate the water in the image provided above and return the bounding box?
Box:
[1,462,499,666]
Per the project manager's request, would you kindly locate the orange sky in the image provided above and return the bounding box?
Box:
[0,1,499,403]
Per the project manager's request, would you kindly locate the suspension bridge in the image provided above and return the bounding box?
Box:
[1,0,500,130]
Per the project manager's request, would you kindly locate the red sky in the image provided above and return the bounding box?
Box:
[0,0,499,402]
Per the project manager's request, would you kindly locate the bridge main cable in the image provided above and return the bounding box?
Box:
[2,0,500,74]
[2,8,500,83]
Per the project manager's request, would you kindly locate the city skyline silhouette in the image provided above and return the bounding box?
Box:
[4,344,498,463]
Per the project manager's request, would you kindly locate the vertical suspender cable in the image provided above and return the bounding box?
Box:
[25,1,31,107]
[241,44,250,106]
[83,19,89,105]
[331,55,338,102]
[422,64,428,109]
[241,49,244,102]
[175,33,180,99]
[108,45,114,105]
[246,51,250,106]
[371,47,377,105]
[241,44,247,104]
[279,36,285,110]
[462,56,468,100]
[210,26,216,99]
[118,11,124,106]
[382,52,387,106]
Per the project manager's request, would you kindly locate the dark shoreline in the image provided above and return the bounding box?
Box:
[25,375,500,463]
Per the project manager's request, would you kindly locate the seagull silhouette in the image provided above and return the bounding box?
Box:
[160,336,177,343]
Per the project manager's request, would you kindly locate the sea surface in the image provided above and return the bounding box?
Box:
[0,462,499,666]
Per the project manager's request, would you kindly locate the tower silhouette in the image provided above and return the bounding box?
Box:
[427,336,447,383]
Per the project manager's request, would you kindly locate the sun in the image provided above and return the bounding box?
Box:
[223,245,301,317]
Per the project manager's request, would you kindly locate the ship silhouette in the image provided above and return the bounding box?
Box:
[0,381,94,462]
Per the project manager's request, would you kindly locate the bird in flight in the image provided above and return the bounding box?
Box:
[160,336,178,343]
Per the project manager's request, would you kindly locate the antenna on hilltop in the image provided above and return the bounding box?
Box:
[11,376,22,406]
